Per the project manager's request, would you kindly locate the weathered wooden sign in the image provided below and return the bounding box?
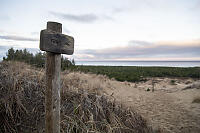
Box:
[40,29,74,54]
[39,21,74,133]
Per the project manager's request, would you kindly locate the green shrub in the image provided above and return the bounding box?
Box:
[170,80,176,85]
[70,65,200,82]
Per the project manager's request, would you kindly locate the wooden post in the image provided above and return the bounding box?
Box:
[45,22,61,133]
[40,21,74,133]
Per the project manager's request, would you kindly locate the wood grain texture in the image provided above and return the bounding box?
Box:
[40,30,74,54]
[45,21,61,133]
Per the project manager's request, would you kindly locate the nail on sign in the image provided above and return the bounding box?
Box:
[40,30,74,55]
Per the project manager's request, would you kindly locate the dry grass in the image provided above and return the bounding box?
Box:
[0,61,152,133]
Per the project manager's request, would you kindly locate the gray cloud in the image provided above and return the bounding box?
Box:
[76,40,200,60]
[128,40,153,46]
[0,35,38,41]
[112,8,126,14]
[50,11,98,23]
[50,11,113,23]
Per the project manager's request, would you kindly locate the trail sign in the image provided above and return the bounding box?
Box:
[39,21,74,133]
[40,28,74,54]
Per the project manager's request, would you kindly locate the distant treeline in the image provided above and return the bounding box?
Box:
[71,65,200,82]
[3,48,75,70]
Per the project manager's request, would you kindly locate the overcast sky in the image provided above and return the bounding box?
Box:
[0,0,200,61]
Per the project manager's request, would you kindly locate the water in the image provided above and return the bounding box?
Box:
[76,61,200,67]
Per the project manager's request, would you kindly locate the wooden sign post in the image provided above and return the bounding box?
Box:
[40,21,74,133]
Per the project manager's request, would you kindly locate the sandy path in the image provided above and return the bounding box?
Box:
[104,78,200,133]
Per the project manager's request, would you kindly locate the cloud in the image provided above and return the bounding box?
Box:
[112,8,126,14]
[75,40,200,60]
[0,35,38,41]
[128,40,153,46]
[50,11,98,23]
[50,11,113,23]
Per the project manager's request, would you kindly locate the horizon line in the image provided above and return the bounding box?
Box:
[75,60,200,62]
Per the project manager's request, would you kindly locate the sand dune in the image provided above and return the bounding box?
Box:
[66,72,200,133]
